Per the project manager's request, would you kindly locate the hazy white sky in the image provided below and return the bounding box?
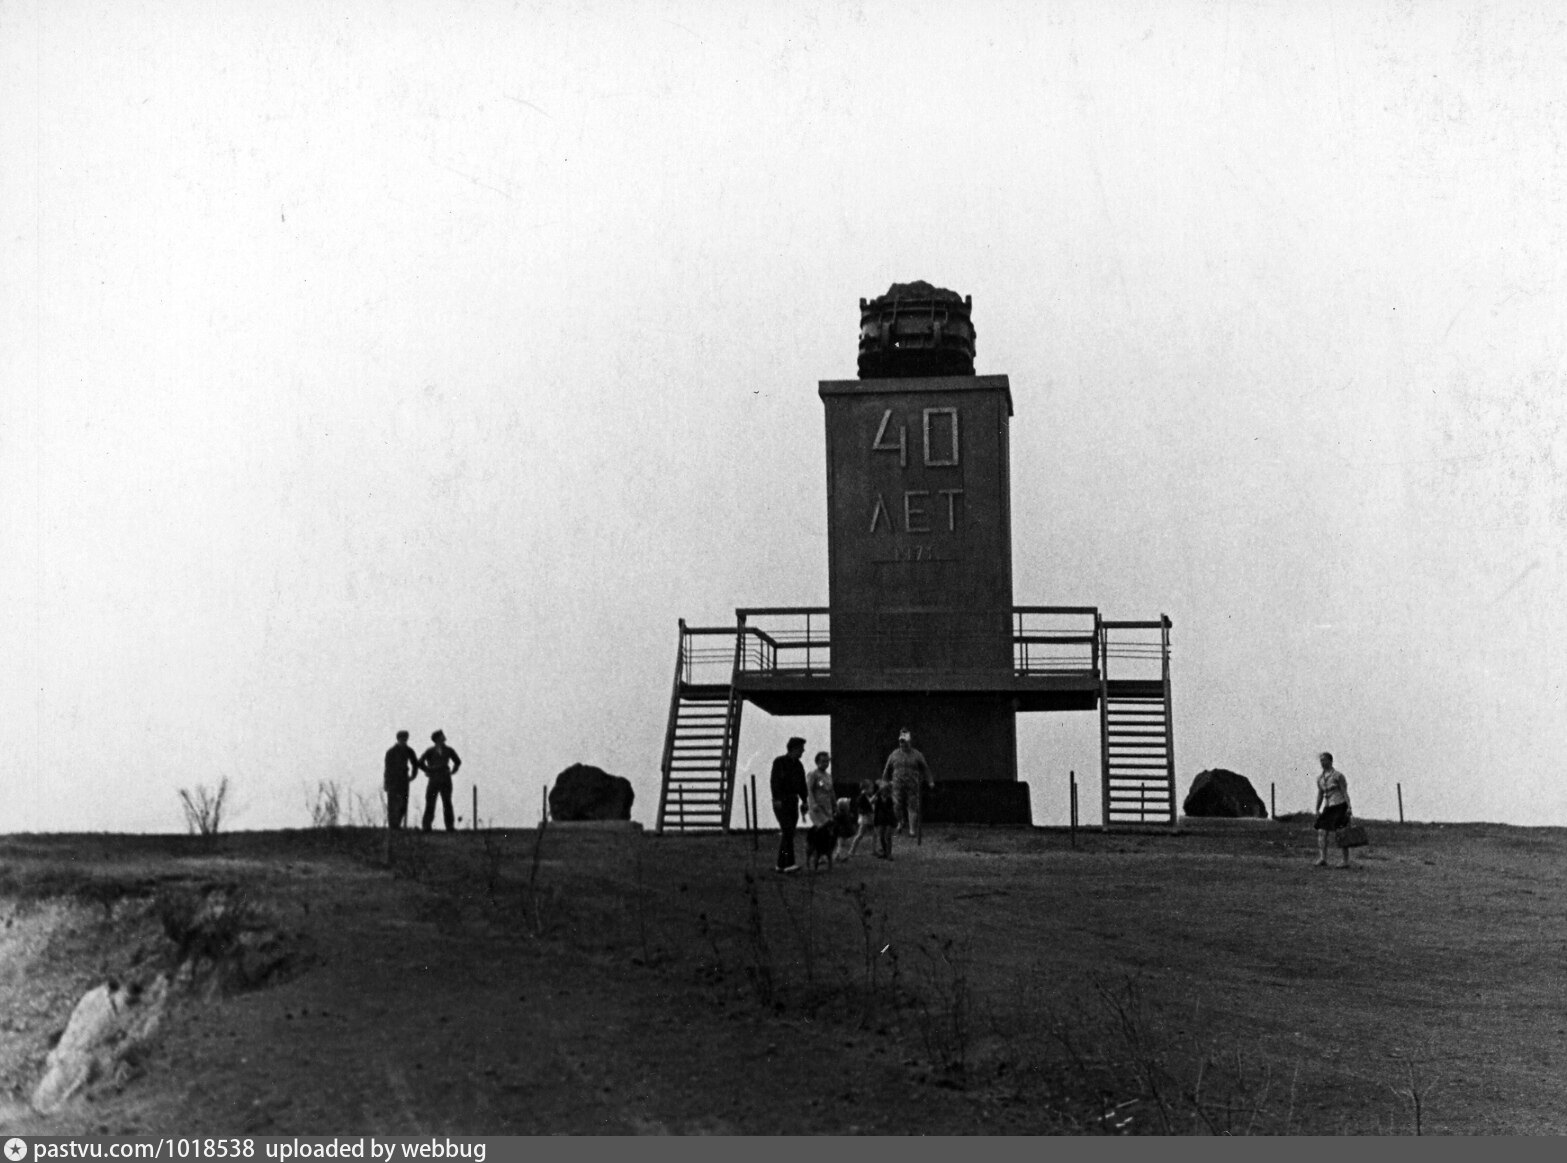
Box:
[4,0,1565,832]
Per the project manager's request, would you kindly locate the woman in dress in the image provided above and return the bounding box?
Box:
[804,751,837,870]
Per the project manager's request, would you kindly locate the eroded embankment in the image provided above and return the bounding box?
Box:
[0,878,307,1122]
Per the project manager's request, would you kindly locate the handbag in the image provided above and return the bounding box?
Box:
[1335,822,1369,849]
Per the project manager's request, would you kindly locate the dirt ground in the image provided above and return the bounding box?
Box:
[1,817,1565,1135]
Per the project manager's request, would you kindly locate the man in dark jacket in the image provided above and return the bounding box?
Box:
[419,729,463,832]
[769,736,809,873]
[383,730,420,829]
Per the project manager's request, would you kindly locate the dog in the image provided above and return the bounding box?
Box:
[805,806,847,872]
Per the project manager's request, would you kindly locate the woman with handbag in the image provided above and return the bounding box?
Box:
[1313,751,1353,868]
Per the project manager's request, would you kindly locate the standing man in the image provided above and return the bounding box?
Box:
[383,730,420,829]
[769,736,809,874]
[882,727,935,843]
[419,729,463,833]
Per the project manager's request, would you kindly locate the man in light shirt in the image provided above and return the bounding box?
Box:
[882,728,935,843]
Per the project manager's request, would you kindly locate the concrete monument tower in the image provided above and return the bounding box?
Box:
[818,283,1022,816]
[657,284,1175,832]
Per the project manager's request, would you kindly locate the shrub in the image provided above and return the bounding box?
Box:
[177,778,229,836]
[307,781,343,829]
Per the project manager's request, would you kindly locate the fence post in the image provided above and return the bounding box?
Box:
[1270,782,1276,820]
[1397,783,1404,824]
[751,773,759,851]
[540,785,547,826]
[1069,770,1078,849]
[472,785,478,831]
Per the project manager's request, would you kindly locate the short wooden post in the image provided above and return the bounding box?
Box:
[1069,770,1078,849]
[472,785,478,831]
[742,784,751,835]
[1397,783,1404,824]
[1270,782,1276,820]
[540,785,547,825]
[751,773,759,851]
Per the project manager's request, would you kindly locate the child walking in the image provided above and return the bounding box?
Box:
[872,776,898,859]
[845,780,876,859]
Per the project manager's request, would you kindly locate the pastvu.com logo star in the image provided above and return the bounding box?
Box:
[4,1137,27,1162]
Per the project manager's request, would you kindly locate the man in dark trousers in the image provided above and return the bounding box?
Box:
[383,730,420,829]
[419,729,463,832]
[770,736,809,873]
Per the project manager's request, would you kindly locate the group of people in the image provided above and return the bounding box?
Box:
[768,728,936,874]
[383,729,464,831]
[764,735,1357,873]
[386,725,1357,864]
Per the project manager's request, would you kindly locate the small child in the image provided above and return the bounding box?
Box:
[846,781,875,859]
[872,776,897,859]
[832,796,857,861]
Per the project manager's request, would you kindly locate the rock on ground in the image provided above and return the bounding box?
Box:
[1182,769,1268,818]
[548,764,635,821]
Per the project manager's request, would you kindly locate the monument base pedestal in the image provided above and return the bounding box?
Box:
[921,781,1032,826]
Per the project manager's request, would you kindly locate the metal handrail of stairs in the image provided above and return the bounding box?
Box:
[1098,614,1176,830]
[657,620,743,833]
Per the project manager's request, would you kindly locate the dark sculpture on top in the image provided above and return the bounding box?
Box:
[858,280,976,379]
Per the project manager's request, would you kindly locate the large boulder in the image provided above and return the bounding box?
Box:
[1183,769,1268,818]
[548,764,634,822]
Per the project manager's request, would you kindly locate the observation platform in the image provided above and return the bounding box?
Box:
[657,607,1174,832]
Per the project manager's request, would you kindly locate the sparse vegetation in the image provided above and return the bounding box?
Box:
[740,870,776,1009]
[479,831,505,901]
[177,777,229,837]
[522,819,551,937]
[911,933,973,1084]
[307,781,343,829]
[6,822,1552,1133]
[388,828,431,881]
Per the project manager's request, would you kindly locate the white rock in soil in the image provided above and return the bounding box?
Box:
[31,975,168,1114]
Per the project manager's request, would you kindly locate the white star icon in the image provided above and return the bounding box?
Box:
[4,1138,27,1162]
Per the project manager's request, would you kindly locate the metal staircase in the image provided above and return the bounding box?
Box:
[656,622,743,832]
[1099,617,1176,828]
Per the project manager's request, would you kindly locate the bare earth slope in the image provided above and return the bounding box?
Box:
[1,820,1564,1135]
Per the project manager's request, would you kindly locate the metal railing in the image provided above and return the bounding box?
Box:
[1098,616,1173,684]
[674,612,1171,684]
[735,607,832,675]
[712,606,1114,679]
[674,622,746,687]
[1012,606,1099,676]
